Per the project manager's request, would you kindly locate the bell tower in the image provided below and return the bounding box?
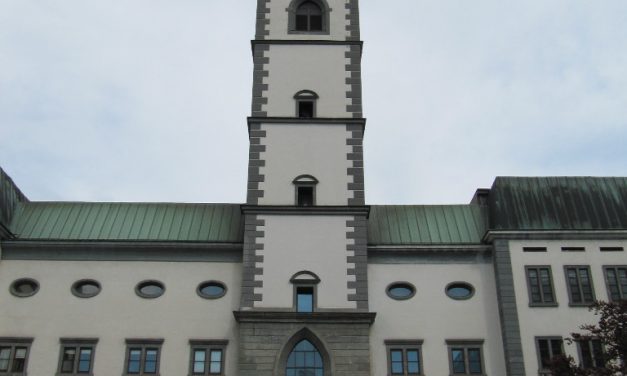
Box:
[236,1,373,375]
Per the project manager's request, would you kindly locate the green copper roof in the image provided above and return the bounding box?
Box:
[8,202,243,242]
[368,205,488,245]
[490,177,627,230]
[0,168,28,238]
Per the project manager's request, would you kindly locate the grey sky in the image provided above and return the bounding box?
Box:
[1,1,626,205]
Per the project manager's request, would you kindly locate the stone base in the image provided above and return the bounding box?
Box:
[234,311,375,376]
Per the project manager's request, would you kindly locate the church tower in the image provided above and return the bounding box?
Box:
[236,1,373,375]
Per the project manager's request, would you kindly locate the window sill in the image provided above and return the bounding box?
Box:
[287,30,330,35]
[568,302,595,307]
[529,303,559,308]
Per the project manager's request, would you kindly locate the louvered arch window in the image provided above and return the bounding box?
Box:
[295,2,323,31]
[289,0,329,34]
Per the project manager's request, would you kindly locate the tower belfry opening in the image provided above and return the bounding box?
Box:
[295,1,323,31]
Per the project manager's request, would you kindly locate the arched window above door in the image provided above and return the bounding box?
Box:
[286,340,324,376]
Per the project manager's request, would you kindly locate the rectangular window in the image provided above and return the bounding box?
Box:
[565,266,596,306]
[189,340,227,376]
[525,266,557,306]
[561,246,585,252]
[536,337,563,373]
[578,339,604,369]
[385,340,423,376]
[57,338,98,375]
[296,286,314,313]
[600,246,624,252]
[123,339,163,376]
[297,186,314,207]
[295,15,308,31]
[0,338,33,375]
[523,247,547,252]
[604,266,627,302]
[298,101,314,118]
[446,340,484,375]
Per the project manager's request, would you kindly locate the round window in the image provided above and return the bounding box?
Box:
[71,279,101,298]
[386,282,416,300]
[445,282,475,300]
[135,280,165,299]
[10,278,40,297]
[197,281,227,299]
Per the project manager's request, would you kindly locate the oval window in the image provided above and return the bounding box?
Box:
[445,282,475,300]
[197,281,227,299]
[10,278,40,297]
[386,282,416,300]
[71,279,101,298]
[135,280,165,299]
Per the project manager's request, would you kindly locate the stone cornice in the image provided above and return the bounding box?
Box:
[233,310,376,324]
[247,117,366,133]
[241,205,370,217]
[0,240,242,262]
[483,230,627,242]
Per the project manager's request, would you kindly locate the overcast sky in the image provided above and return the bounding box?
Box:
[1,1,626,205]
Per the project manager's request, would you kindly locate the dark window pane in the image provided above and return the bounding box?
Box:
[540,269,554,302]
[539,340,551,368]
[297,186,314,207]
[592,340,605,367]
[298,101,314,118]
[0,347,10,372]
[309,15,323,31]
[12,348,26,372]
[468,349,482,374]
[61,347,76,373]
[580,340,593,369]
[295,15,308,31]
[619,268,627,298]
[550,339,563,356]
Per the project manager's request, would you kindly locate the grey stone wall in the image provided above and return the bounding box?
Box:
[240,214,265,309]
[347,215,368,310]
[247,123,267,204]
[493,238,526,376]
[238,317,372,376]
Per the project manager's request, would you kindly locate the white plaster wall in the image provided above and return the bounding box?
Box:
[509,239,627,374]
[265,45,351,118]
[267,0,350,40]
[0,260,241,376]
[255,215,356,309]
[369,262,506,376]
[258,123,352,205]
